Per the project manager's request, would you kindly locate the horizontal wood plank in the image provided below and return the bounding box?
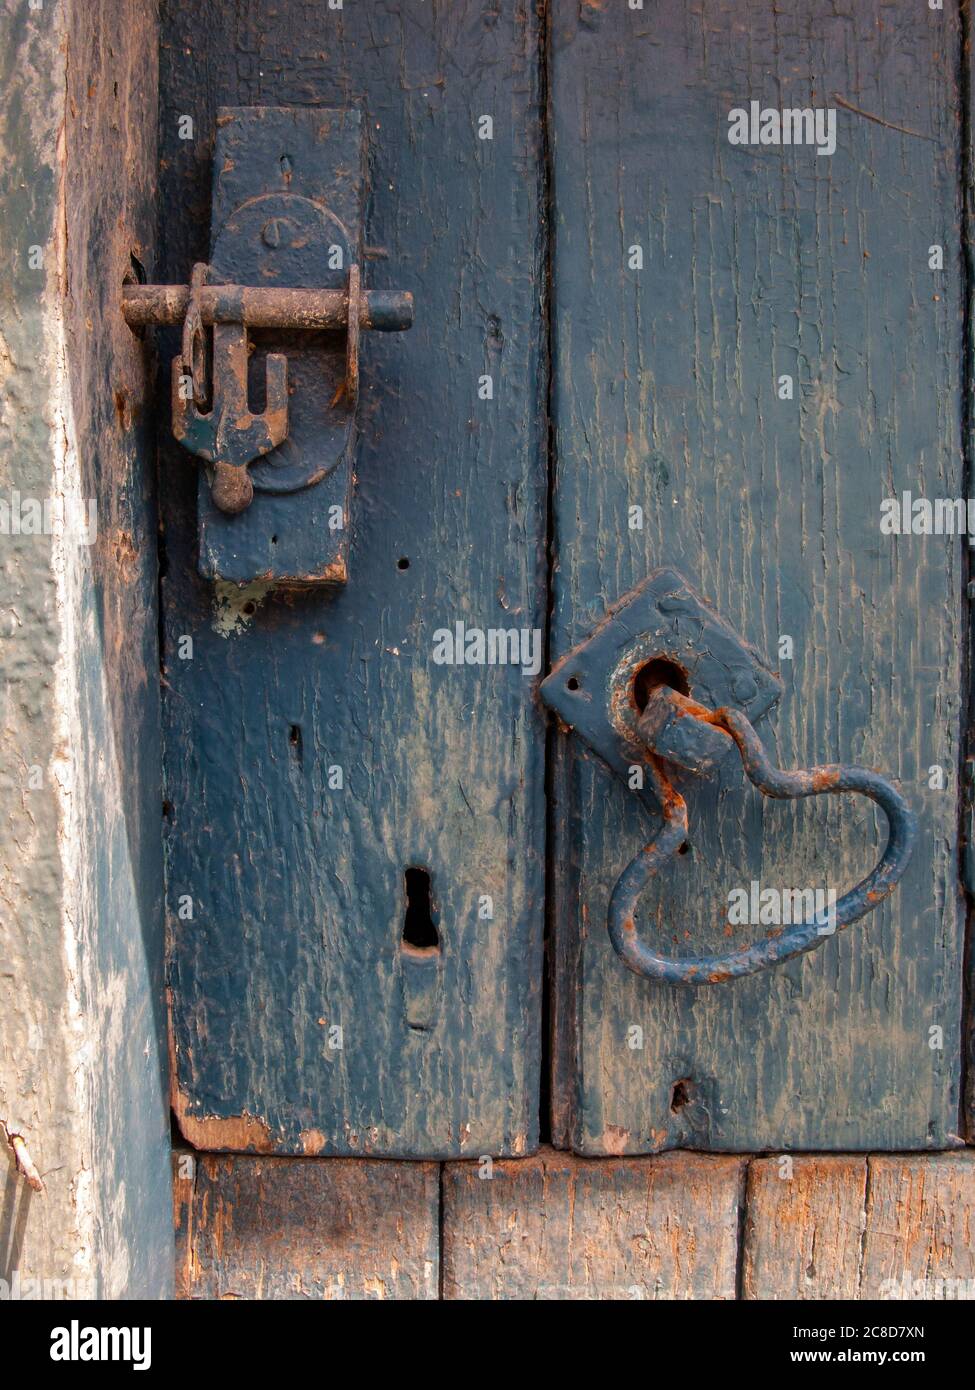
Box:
[442,1148,743,1299]
[744,1153,975,1299]
[860,1153,975,1299]
[175,1154,439,1300]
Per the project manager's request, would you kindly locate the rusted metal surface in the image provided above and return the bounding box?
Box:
[540,567,783,803]
[636,685,734,776]
[609,699,918,984]
[122,281,414,331]
[543,569,917,985]
[171,278,289,514]
[145,106,414,579]
[158,257,412,516]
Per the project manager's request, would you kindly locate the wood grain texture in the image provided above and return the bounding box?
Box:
[964,0,975,1148]
[159,1,547,1155]
[743,1156,868,1299]
[550,0,965,1152]
[442,1148,743,1300]
[744,1153,975,1299]
[0,0,171,1297]
[63,0,173,1297]
[175,1153,439,1299]
[860,1153,975,1297]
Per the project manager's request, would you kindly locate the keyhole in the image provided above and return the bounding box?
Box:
[289,724,302,763]
[633,657,690,712]
[402,868,439,953]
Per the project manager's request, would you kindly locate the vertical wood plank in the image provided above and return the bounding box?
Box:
[550,0,965,1152]
[159,1,547,1155]
[176,1155,439,1300]
[442,1149,743,1299]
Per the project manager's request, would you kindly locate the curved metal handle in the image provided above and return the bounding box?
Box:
[608,703,918,985]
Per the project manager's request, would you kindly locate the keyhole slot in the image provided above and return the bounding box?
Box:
[632,657,690,712]
[402,867,440,955]
[289,724,302,763]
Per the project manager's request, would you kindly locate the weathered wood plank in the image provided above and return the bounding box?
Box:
[0,0,171,1297]
[860,1153,975,1298]
[159,1,547,1155]
[442,1148,743,1299]
[745,1153,975,1299]
[175,1154,439,1299]
[550,0,965,1152]
[743,1156,868,1300]
[964,0,975,1148]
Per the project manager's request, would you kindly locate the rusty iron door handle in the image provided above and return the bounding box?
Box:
[608,695,918,984]
[540,568,918,986]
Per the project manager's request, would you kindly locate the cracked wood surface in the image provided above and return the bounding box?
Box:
[743,1153,975,1299]
[175,1152,439,1299]
[442,1149,744,1300]
[175,1149,975,1299]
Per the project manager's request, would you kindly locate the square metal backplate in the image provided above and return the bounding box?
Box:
[541,567,783,786]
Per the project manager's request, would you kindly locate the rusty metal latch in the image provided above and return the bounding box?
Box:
[122,265,413,515]
[123,107,411,589]
[541,568,917,985]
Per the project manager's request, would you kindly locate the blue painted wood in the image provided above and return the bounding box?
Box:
[549,0,966,1152]
[159,0,547,1156]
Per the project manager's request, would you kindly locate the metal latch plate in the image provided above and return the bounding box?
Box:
[541,567,783,793]
[195,107,364,586]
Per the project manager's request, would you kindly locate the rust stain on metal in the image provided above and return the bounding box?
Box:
[2,1123,45,1193]
[121,281,413,332]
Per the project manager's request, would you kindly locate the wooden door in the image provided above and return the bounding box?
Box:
[159,0,972,1161]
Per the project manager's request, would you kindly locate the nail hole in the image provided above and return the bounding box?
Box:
[242,601,256,616]
[633,657,690,712]
[670,1078,695,1113]
[271,535,278,545]
[678,841,690,856]
[402,867,440,954]
[289,724,302,760]
[397,556,410,570]
[567,676,580,691]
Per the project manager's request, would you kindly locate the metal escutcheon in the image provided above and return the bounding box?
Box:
[540,568,918,985]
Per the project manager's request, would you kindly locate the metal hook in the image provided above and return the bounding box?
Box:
[607,691,918,985]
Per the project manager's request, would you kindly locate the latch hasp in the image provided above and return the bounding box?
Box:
[197,107,364,586]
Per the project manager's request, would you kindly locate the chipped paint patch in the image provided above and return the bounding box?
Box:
[173,1099,276,1154]
[300,1128,326,1155]
[211,579,272,637]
